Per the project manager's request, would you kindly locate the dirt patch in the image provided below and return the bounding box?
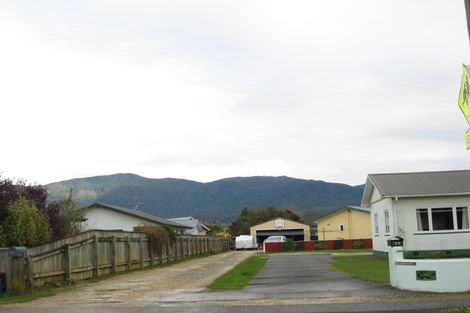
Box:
[8,251,256,308]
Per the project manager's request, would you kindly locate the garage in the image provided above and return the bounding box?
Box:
[250,218,310,245]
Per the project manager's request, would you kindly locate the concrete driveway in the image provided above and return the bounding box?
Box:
[158,252,403,303]
[244,253,401,298]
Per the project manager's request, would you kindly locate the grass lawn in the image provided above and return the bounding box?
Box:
[330,255,390,284]
[207,254,269,291]
[0,287,73,305]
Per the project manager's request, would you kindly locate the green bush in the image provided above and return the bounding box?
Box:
[3,197,51,247]
[284,238,297,251]
[315,241,326,250]
[352,239,364,249]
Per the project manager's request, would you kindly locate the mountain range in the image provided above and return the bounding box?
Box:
[46,173,365,222]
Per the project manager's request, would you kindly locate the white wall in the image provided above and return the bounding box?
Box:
[389,247,470,292]
[395,196,470,251]
[370,195,394,253]
[83,207,152,231]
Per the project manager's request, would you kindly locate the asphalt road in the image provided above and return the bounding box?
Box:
[3,252,470,312]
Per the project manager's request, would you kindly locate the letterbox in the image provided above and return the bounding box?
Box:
[8,247,27,258]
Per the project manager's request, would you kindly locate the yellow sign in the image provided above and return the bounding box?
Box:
[459,64,470,124]
[467,129,470,150]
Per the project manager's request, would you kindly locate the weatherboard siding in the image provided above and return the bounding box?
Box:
[370,195,394,253]
[84,207,154,231]
[317,209,370,241]
[396,196,470,251]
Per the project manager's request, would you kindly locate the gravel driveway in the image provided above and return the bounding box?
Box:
[5,251,255,308]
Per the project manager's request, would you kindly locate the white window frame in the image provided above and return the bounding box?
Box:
[339,224,344,232]
[415,206,470,233]
[374,213,379,235]
[384,209,390,234]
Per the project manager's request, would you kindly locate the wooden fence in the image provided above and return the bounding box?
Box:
[4,230,230,293]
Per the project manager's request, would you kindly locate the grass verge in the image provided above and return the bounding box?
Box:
[330,255,390,284]
[208,254,269,291]
[0,286,73,305]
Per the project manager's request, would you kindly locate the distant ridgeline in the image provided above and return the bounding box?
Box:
[46,173,364,222]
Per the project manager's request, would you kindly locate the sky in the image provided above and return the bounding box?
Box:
[1,0,470,186]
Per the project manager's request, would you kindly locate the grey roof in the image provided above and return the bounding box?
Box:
[368,170,470,197]
[168,217,211,231]
[85,203,191,229]
[345,205,371,213]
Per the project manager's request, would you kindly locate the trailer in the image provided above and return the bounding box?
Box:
[235,235,257,250]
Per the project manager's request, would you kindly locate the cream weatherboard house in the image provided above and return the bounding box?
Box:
[361,170,470,292]
[315,206,371,241]
[82,203,190,232]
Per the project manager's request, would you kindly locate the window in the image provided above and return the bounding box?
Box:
[339,224,344,232]
[416,208,429,231]
[374,213,379,234]
[385,209,390,234]
[431,208,453,230]
[416,207,470,232]
[457,207,469,230]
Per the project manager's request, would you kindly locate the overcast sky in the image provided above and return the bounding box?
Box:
[1,0,470,186]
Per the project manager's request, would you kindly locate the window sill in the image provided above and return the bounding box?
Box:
[414,230,470,235]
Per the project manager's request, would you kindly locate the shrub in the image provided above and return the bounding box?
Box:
[352,239,364,249]
[134,224,177,257]
[3,197,51,246]
[284,238,297,251]
[315,241,327,250]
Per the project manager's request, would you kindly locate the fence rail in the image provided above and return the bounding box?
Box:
[3,230,230,293]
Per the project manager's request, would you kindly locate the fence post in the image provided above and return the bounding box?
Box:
[126,236,131,271]
[92,235,99,278]
[139,236,144,268]
[64,244,71,282]
[26,255,34,290]
[10,257,26,294]
[111,236,117,274]
[148,236,154,267]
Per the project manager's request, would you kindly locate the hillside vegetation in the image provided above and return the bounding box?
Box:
[46,173,364,222]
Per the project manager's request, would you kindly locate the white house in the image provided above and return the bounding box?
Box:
[168,217,211,235]
[361,170,470,292]
[82,203,190,232]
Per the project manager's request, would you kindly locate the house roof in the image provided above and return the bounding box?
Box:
[85,203,191,229]
[361,170,470,206]
[316,205,371,223]
[168,216,211,231]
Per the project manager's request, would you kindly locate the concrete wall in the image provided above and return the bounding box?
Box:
[84,207,157,231]
[316,209,371,241]
[395,196,470,251]
[389,247,470,292]
[250,219,310,241]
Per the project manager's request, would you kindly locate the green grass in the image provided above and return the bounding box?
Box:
[208,254,269,291]
[0,287,73,305]
[330,255,390,284]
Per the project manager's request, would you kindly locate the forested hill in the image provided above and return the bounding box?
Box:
[46,173,364,222]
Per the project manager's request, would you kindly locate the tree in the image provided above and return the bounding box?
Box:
[0,176,83,241]
[3,197,51,246]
